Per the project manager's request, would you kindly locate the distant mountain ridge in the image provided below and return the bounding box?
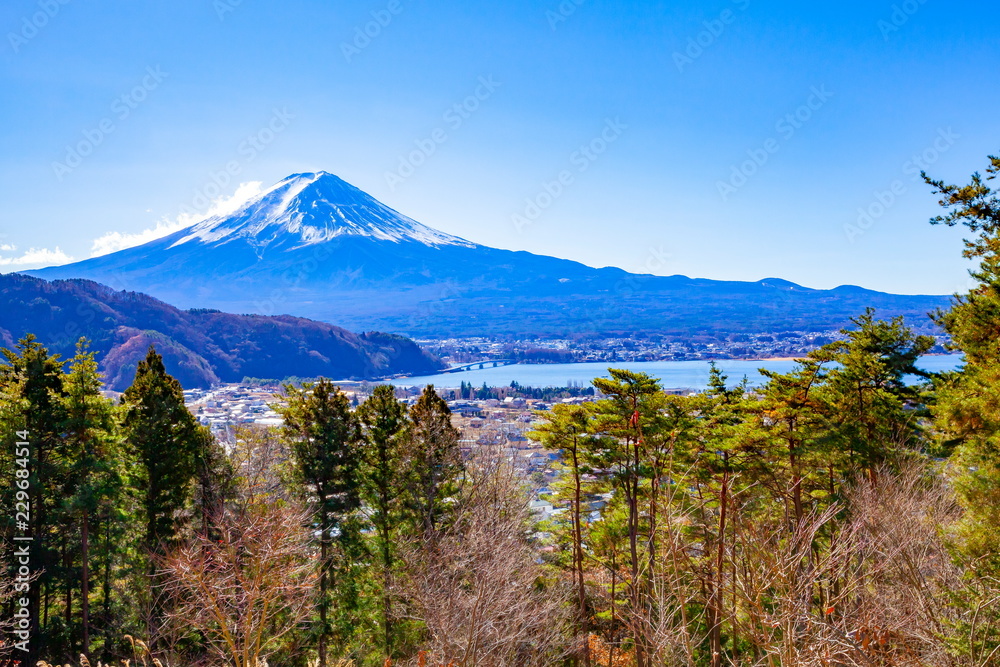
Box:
[27,172,951,337]
[0,273,444,390]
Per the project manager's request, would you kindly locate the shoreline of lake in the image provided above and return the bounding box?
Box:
[387,353,964,391]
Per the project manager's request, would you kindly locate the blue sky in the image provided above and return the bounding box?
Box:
[1,0,997,295]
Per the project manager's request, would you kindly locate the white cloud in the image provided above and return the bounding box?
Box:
[90,180,264,257]
[0,247,75,270]
[0,243,16,251]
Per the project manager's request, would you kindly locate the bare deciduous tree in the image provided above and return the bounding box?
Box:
[401,451,573,667]
[842,462,964,666]
[158,448,317,667]
[159,502,316,667]
[726,462,963,666]
[228,425,294,507]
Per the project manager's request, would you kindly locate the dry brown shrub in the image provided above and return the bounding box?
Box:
[400,451,573,666]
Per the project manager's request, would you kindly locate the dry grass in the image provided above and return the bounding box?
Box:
[37,635,164,667]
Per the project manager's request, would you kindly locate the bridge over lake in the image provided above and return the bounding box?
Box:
[441,359,516,374]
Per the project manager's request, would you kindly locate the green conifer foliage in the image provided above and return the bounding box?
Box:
[357,384,409,660]
[926,158,1000,559]
[1,334,65,662]
[60,340,121,657]
[280,378,362,667]
[120,346,208,556]
[405,385,461,534]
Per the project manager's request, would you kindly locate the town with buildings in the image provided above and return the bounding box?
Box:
[419,331,950,366]
[181,380,619,525]
[176,325,950,531]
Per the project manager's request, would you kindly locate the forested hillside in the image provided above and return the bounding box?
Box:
[0,274,445,389]
[3,156,1000,666]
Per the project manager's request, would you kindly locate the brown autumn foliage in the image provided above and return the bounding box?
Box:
[400,451,574,667]
[724,462,963,666]
[155,427,317,667]
[157,501,317,667]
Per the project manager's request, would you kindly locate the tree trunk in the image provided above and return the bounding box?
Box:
[381,508,393,661]
[64,538,73,654]
[571,443,590,667]
[103,511,113,662]
[609,553,617,667]
[711,470,730,667]
[705,578,720,667]
[319,520,329,667]
[81,509,90,656]
[30,439,49,665]
[790,437,803,527]
[648,472,659,597]
[628,437,646,667]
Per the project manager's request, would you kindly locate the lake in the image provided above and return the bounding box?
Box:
[388,354,964,391]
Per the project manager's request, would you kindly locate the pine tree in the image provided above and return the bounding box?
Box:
[120,345,209,639]
[589,368,666,667]
[60,340,120,657]
[357,384,410,660]
[923,156,1000,655]
[281,378,362,667]
[121,346,207,552]
[529,403,596,666]
[689,365,753,667]
[0,335,66,663]
[758,358,833,526]
[192,428,233,540]
[816,309,934,479]
[405,385,461,535]
[924,155,1000,474]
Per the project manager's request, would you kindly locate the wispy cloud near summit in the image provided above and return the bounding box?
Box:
[0,246,75,271]
[89,181,265,257]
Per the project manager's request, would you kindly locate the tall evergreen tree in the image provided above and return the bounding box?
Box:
[757,358,832,527]
[924,156,1000,542]
[405,385,461,534]
[589,369,666,667]
[817,309,934,478]
[120,345,210,639]
[121,346,207,552]
[59,340,120,657]
[191,428,233,540]
[530,403,596,667]
[689,366,753,667]
[0,335,66,663]
[357,384,410,661]
[281,379,362,667]
[923,156,1000,656]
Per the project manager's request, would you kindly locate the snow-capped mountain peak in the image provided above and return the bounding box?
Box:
[171,171,476,250]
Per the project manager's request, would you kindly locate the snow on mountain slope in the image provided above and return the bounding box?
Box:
[24,171,950,338]
[171,171,477,251]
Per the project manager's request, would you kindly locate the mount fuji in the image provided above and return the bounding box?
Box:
[28,171,949,338]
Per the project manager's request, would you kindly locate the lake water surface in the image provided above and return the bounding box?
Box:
[388,354,964,391]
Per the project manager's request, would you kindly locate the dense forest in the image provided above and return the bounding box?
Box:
[0,274,445,391]
[3,157,1000,666]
